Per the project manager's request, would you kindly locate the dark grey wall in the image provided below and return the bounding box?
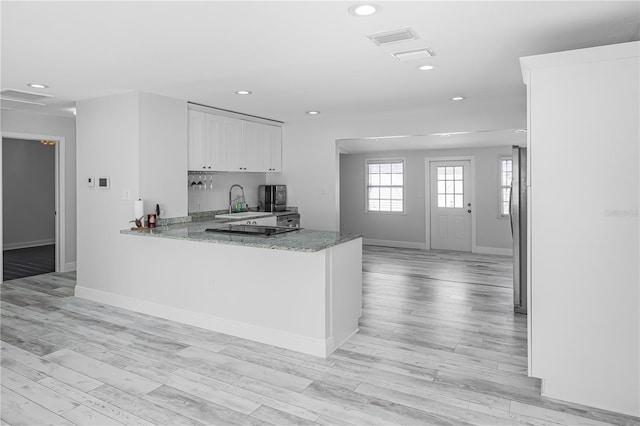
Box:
[2,138,55,248]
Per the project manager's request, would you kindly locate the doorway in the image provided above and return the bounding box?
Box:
[1,133,65,281]
[425,157,476,252]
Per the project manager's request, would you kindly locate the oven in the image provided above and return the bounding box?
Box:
[277,213,300,228]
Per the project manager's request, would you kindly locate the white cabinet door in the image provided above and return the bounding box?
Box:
[241,121,282,172]
[242,120,266,172]
[268,125,282,172]
[187,110,206,170]
[226,120,246,172]
[207,114,242,172]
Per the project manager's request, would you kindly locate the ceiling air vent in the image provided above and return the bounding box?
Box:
[367,28,418,46]
[392,48,436,62]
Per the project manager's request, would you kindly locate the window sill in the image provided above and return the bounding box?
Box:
[364,211,408,216]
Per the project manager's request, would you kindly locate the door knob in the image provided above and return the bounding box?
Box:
[467,209,472,213]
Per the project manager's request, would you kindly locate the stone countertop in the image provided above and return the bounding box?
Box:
[121,217,362,253]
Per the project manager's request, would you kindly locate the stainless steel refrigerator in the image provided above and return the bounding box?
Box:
[510,146,527,314]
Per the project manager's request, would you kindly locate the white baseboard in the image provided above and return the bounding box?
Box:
[63,261,77,272]
[363,238,427,250]
[3,238,55,251]
[474,246,513,256]
[74,285,333,358]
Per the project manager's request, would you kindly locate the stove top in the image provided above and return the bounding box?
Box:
[206,225,301,237]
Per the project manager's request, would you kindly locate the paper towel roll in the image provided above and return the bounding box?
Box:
[134,199,144,219]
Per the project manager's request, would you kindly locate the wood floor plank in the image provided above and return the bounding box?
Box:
[88,384,206,426]
[176,345,313,392]
[37,377,154,426]
[143,385,270,426]
[164,370,262,415]
[234,376,392,426]
[1,366,78,415]
[0,386,76,426]
[61,404,127,426]
[172,368,321,422]
[250,405,317,426]
[43,349,162,396]
[1,341,103,392]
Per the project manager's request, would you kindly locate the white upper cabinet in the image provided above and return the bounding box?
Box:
[268,125,282,172]
[241,120,282,172]
[208,114,241,172]
[187,110,207,170]
[188,108,282,173]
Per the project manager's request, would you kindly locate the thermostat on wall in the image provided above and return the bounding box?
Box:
[98,177,110,188]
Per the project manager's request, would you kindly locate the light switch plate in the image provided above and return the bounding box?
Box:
[87,177,95,187]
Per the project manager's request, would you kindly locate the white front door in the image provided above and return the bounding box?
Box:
[429,160,472,251]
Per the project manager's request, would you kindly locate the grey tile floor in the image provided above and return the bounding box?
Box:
[1,247,637,425]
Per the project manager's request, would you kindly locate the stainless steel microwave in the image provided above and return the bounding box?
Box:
[258,185,286,212]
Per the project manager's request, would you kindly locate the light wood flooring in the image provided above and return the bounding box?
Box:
[1,246,638,425]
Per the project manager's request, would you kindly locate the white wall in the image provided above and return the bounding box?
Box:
[77,91,189,292]
[340,146,512,251]
[522,42,639,416]
[2,138,56,249]
[139,92,188,218]
[188,172,266,213]
[1,109,77,267]
[76,92,140,292]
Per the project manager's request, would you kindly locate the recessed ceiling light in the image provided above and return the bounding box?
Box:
[349,4,377,16]
[27,83,48,89]
[515,129,527,133]
[306,111,320,115]
[451,96,465,101]
[418,65,435,71]
[235,90,252,95]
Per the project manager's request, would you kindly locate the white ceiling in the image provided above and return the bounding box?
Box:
[2,1,638,152]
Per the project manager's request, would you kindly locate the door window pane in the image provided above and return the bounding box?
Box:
[436,165,464,209]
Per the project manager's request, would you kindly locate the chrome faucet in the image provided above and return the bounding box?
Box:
[229,184,245,213]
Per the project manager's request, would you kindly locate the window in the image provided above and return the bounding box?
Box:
[436,166,464,208]
[367,160,404,212]
[500,157,513,216]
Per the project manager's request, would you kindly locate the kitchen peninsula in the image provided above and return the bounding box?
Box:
[74,212,363,358]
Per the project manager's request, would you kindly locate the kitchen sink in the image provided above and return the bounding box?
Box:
[215,211,273,219]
